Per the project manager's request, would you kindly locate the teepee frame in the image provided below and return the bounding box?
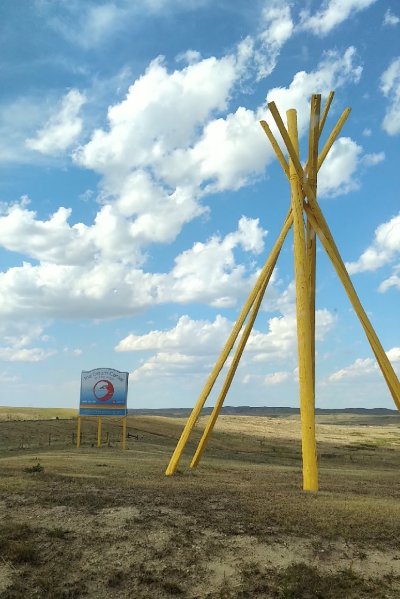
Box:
[165,92,400,491]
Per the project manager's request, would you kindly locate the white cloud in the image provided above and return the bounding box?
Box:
[317,140,384,198]
[0,43,364,325]
[386,347,400,363]
[361,151,385,166]
[383,9,400,27]
[255,1,294,80]
[346,213,400,274]
[328,357,377,381]
[0,218,267,319]
[379,268,400,292]
[266,47,362,136]
[249,308,336,362]
[318,137,362,197]
[117,314,231,354]
[161,107,272,192]
[380,57,400,135]
[26,90,86,155]
[0,347,55,363]
[156,217,266,307]
[0,323,54,363]
[120,302,336,382]
[0,96,52,163]
[264,371,290,385]
[299,0,377,36]
[328,347,400,381]
[162,47,362,195]
[75,54,242,176]
[129,352,203,382]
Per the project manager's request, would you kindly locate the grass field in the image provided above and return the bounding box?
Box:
[0,407,76,421]
[0,410,399,598]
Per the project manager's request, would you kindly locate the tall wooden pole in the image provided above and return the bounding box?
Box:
[97,417,102,448]
[268,101,400,409]
[287,108,318,492]
[76,416,81,449]
[165,213,292,476]
[306,95,321,394]
[190,213,292,468]
[122,416,127,450]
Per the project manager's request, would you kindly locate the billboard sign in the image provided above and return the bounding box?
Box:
[79,368,128,417]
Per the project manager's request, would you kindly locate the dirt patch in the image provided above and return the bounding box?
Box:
[0,417,399,597]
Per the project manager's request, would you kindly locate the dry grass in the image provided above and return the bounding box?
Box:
[0,406,76,421]
[0,413,399,597]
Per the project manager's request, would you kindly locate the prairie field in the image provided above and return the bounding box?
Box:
[0,409,399,598]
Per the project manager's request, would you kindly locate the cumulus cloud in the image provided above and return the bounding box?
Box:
[117,314,231,354]
[299,0,377,37]
[317,139,384,197]
[156,216,266,308]
[0,347,55,363]
[25,90,86,155]
[75,54,243,176]
[380,57,400,135]
[0,217,267,319]
[265,47,362,136]
[119,301,336,382]
[328,357,377,381]
[318,137,362,197]
[346,213,400,275]
[328,347,400,381]
[248,308,336,362]
[0,323,55,363]
[0,42,365,325]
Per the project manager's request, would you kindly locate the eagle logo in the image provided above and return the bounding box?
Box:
[93,380,114,402]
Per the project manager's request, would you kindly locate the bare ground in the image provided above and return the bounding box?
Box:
[0,414,399,598]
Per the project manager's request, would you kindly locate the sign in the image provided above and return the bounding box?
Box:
[79,368,128,417]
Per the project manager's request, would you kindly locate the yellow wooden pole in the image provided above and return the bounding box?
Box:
[306,95,321,393]
[190,93,338,470]
[268,101,400,408]
[190,93,339,472]
[97,417,102,448]
[190,215,292,468]
[122,416,127,450]
[304,203,400,408]
[190,94,336,469]
[287,108,318,491]
[317,108,351,171]
[165,209,294,476]
[318,91,334,138]
[76,416,81,449]
[259,120,289,177]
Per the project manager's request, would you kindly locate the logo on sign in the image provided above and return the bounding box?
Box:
[93,380,114,402]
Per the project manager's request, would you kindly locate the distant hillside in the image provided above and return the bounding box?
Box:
[128,406,399,418]
[0,407,76,421]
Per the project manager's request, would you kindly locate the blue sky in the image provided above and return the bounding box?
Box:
[0,0,399,410]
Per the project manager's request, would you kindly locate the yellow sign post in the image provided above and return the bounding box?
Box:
[76,416,81,449]
[165,92,400,490]
[97,417,102,448]
[122,416,127,450]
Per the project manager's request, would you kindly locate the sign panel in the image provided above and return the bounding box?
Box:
[79,368,128,417]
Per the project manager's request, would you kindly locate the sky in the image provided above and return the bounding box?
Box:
[0,0,399,411]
